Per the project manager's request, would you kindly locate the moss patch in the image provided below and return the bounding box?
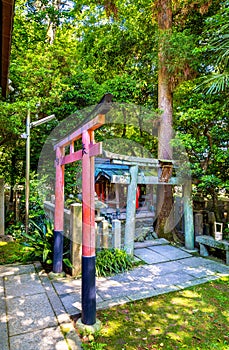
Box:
[0,241,32,264]
[82,277,229,349]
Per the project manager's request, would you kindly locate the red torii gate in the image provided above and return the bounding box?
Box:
[53,95,112,325]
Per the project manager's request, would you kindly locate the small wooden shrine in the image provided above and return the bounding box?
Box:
[94,151,177,218]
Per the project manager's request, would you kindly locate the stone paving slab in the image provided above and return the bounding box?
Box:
[58,293,82,315]
[97,278,158,301]
[60,290,104,315]
[178,256,229,274]
[40,275,70,324]
[0,296,9,350]
[148,244,192,260]
[10,326,69,350]
[176,275,220,290]
[52,278,81,295]
[143,260,184,276]
[4,273,44,297]
[134,238,169,249]
[128,285,181,301]
[97,296,130,310]
[7,293,57,336]
[134,248,169,264]
[147,271,196,290]
[0,264,36,277]
[96,279,128,300]
[106,267,148,283]
[182,265,216,278]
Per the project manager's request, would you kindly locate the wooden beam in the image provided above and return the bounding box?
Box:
[110,174,181,185]
[111,159,158,168]
[61,149,82,165]
[54,114,105,150]
[89,142,102,157]
[103,150,158,166]
[103,150,179,168]
[137,176,181,185]
[61,142,102,165]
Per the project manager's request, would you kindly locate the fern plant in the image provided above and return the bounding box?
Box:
[96,248,133,277]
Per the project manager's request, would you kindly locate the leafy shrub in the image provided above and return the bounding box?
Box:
[96,248,133,277]
[82,341,107,350]
[21,219,72,269]
[22,218,54,264]
[6,222,25,240]
[224,224,229,240]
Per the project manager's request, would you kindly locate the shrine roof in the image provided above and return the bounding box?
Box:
[95,159,158,183]
[95,160,129,182]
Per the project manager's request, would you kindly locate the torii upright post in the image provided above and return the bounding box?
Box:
[81,129,97,324]
[53,114,106,325]
[53,146,65,273]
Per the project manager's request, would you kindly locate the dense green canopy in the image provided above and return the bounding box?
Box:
[0,0,228,225]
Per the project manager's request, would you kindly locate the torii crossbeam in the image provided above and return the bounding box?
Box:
[53,111,106,325]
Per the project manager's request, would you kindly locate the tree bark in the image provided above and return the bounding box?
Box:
[156,0,174,239]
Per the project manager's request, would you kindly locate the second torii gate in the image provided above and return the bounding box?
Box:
[53,112,106,325]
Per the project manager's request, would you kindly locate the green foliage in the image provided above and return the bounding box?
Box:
[96,248,133,277]
[1,0,229,228]
[82,341,107,350]
[174,81,229,203]
[159,29,197,82]
[21,218,54,264]
[20,218,72,268]
[199,1,229,95]
[18,172,49,225]
[224,224,229,240]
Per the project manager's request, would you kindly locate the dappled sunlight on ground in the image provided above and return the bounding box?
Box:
[94,277,229,350]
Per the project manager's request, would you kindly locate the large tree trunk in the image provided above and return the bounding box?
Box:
[156,0,174,239]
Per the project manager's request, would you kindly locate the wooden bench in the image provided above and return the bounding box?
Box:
[196,235,229,265]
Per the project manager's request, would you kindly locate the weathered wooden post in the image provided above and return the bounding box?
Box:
[194,213,203,237]
[208,211,216,236]
[124,165,138,255]
[102,220,109,248]
[115,183,120,209]
[112,219,121,249]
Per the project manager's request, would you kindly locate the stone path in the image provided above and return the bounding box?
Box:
[1,239,229,349]
[0,263,81,350]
